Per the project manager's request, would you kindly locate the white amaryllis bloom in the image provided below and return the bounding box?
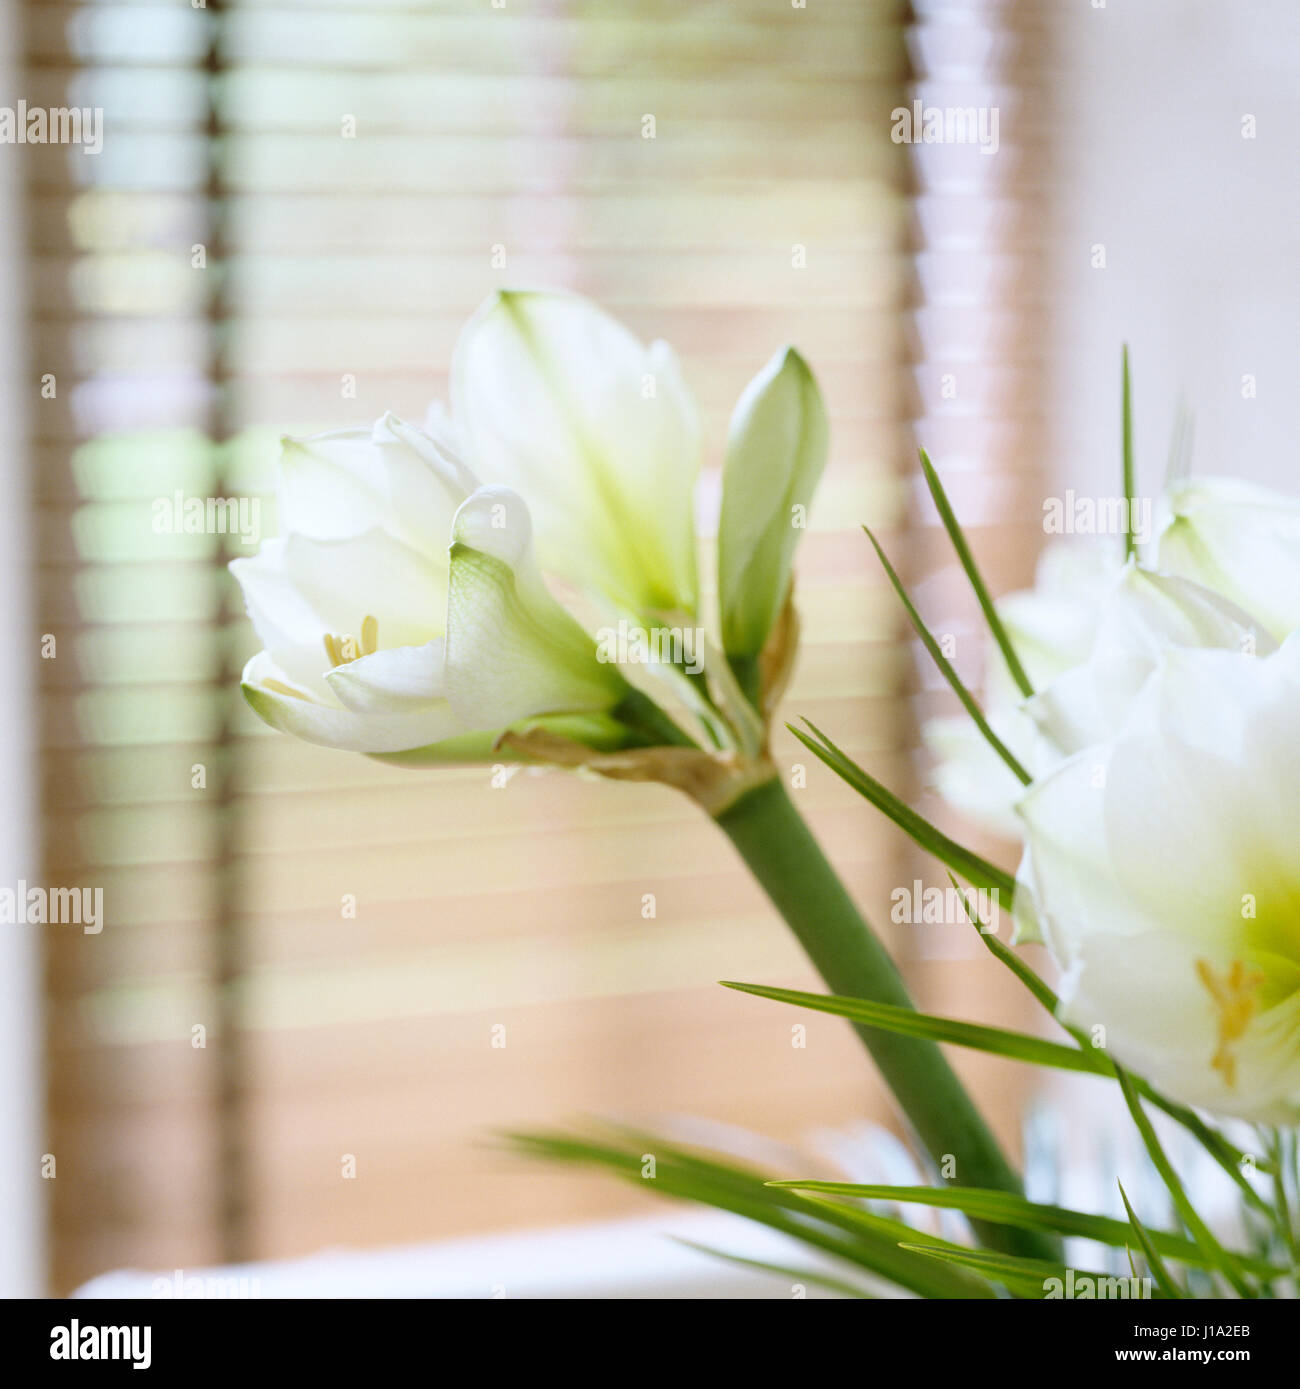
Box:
[1021,561,1272,756]
[231,415,632,762]
[922,543,1118,838]
[451,289,702,619]
[925,509,1290,840]
[1015,638,1300,1122]
[233,291,833,782]
[1157,476,1300,643]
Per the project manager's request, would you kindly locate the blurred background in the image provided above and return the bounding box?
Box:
[0,0,1296,1296]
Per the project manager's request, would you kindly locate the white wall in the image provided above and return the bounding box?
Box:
[1049,0,1300,499]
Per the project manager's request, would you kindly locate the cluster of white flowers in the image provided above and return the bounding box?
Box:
[232,284,1300,1126]
[926,480,1300,1121]
[231,290,827,771]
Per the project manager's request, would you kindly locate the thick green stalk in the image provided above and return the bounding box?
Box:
[715,775,1055,1263]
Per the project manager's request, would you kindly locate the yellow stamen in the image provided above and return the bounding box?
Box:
[323,616,379,669]
[1195,957,1265,1089]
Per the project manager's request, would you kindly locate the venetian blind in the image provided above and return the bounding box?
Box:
[31,0,916,1294]
[900,0,1052,1150]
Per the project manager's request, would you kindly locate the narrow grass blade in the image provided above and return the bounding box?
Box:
[1119,1181,1185,1298]
[788,720,1015,899]
[1113,1066,1253,1298]
[765,1181,1283,1282]
[1142,1093,1278,1227]
[946,871,1059,1014]
[918,448,1033,697]
[864,526,1030,785]
[720,981,1109,1076]
[506,1127,992,1299]
[1265,1128,1299,1262]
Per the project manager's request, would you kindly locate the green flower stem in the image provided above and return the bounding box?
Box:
[715,776,1055,1262]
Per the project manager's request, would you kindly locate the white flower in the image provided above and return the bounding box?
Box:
[716,346,828,665]
[1015,638,1300,1122]
[450,289,702,619]
[1022,562,1271,756]
[922,543,1118,838]
[231,415,631,761]
[233,291,833,777]
[1157,476,1300,643]
[925,523,1284,839]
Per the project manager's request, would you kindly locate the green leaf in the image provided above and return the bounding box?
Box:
[720,980,1110,1076]
[864,526,1030,785]
[1142,1094,1278,1227]
[897,1243,1138,1300]
[1264,1128,1300,1264]
[788,720,1015,899]
[944,875,1278,1223]
[1118,1181,1185,1298]
[505,1126,993,1299]
[765,1181,1284,1282]
[946,871,1060,1014]
[714,777,1053,1265]
[918,448,1033,698]
[1113,1066,1254,1298]
[670,1239,874,1298]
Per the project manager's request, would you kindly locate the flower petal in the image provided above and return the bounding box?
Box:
[717,346,829,660]
[923,712,1036,843]
[443,486,629,729]
[325,640,446,714]
[1157,476,1300,642]
[231,529,447,697]
[278,413,475,557]
[1017,641,1300,1121]
[1024,566,1272,756]
[240,651,464,753]
[451,289,700,614]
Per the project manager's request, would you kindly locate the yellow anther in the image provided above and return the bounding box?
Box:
[1195,958,1266,1089]
[324,616,379,669]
